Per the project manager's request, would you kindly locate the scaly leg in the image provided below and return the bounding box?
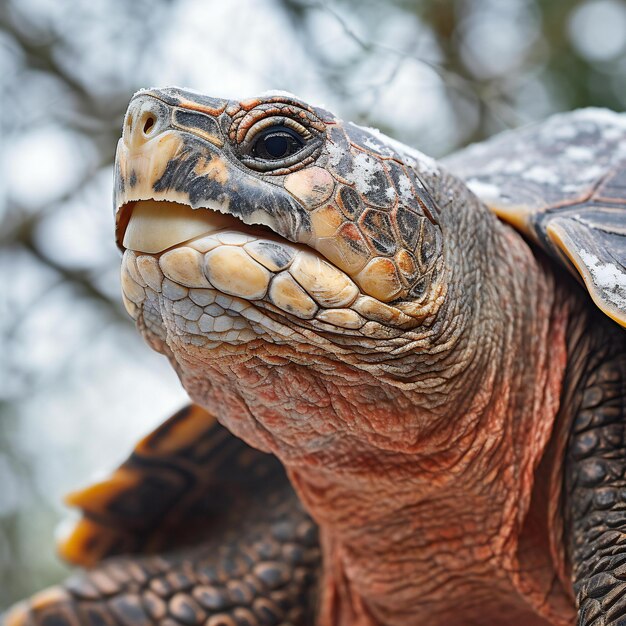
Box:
[565,318,626,625]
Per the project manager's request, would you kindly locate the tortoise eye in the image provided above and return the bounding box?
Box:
[251,126,305,161]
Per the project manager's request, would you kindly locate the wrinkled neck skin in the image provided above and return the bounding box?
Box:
[160,172,575,626]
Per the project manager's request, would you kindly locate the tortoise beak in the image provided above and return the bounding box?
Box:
[114,91,310,253]
[114,93,202,250]
[114,91,238,252]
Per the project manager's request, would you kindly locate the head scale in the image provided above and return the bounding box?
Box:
[115,87,445,338]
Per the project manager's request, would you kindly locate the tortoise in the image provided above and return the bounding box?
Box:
[3,88,626,626]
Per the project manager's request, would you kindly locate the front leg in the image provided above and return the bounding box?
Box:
[565,318,626,625]
[1,502,320,626]
[1,405,322,626]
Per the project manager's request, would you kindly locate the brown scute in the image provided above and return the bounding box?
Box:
[355,256,403,302]
[314,228,370,276]
[64,468,142,512]
[109,595,152,626]
[238,96,264,112]
[360,208,397,256]
[395,249,419,285]
[336,185,364,220]
[135,404,214,455]
[58,518,126,568]
[56,403,317,562]
[310,204,344,238]
[284,166,335,208]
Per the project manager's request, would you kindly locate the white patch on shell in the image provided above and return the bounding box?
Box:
[566,107,626,130]
[350,150,381,194]
[325,139,345,168]
[398,173,416,199]
[579,164,606,181]
[466,179,502,201]
[579,250,626,309]
[522,166,560,185]
[384,140,439,176]
[501,159,526,174]
[446,108,626,204]
[546,123,578,140]
[564,146,594,161]
[604,126,624,142]
[365,136,396,158]
[562,184,583,193]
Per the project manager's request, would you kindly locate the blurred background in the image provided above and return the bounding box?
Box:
[1,0,626,609]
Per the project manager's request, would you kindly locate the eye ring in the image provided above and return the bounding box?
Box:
[233,107,325,174]
[250,126,306,161]
[239,121,323,173]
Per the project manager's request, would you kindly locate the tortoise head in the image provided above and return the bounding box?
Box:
[115,87,486,457]
[116,87,446,322]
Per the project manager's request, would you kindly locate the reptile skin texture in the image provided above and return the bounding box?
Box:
[4,90,626,626]
[564,308,626,626]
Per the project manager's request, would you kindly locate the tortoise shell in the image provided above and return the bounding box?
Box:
[443,108,626,327]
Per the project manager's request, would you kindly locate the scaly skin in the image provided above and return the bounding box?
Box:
[560,308,626,625]
[109,90,575,626]
[6,89,625,626]
[155,172,578,625]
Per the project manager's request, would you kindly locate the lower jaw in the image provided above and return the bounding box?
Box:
[118,197,425,332]
[120,227,420,351]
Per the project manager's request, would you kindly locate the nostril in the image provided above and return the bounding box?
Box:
[143,115,156,135]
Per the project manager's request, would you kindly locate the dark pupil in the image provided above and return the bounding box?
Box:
[254,127,304,160]
[265,135,290,158]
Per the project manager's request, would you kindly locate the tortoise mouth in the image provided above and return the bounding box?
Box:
[117,199,277,256]
[118,197,374,335]
[117,197,420,335]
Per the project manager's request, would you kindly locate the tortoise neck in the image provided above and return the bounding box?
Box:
[176,182,577,623]
[278,242,577,626]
